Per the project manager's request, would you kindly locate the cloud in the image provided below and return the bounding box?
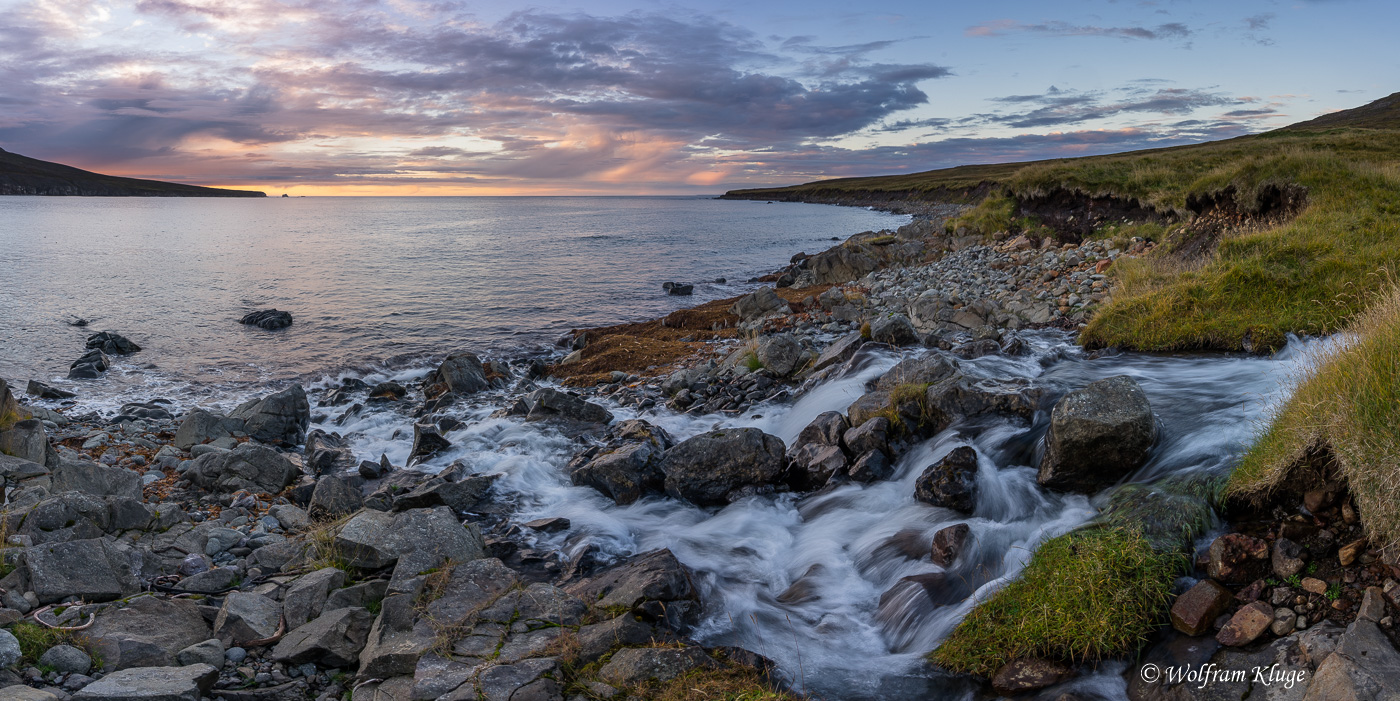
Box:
[973,86,1246,129]
[967,19,1192,40]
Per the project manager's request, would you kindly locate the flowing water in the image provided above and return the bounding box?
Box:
[2,197,1331,700]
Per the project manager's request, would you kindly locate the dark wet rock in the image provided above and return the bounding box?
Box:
[663,282,693,295]
[304,428,356,476]
[408,422,452,465]
[869,314,919,346]
[524,517,570,533]
[732,286,791,320]
[87,596,213,669]
[23,536,141,603]
[85,331,141,355]
[308,476,363,520]
[1037,375,1156,493]
[874,353,959,391]
[25,380,74,400]
[1272,537,1307,579]
[112,400,174,423]
[272,606,372,667]
[186,443,299,494]
[1171,579,1234,636]
[358,456,390,480]
[925,374,1043,421]
[566,549,699,626]
[239,309,293,329]
[990,658,1072,697]
[600,646,719,686]
[786,443,847,490]
[842,417,889,457]
[952,338,1002,359]
[516,388,613,424]
[812,332,864,372]
[795,411,849,451]
[659,427,786,506]
[570,420,673,505]
[229,383,310,447]
[391,474,495,513]
[424,350,490,400]
[930,523,970,567]
[1207,533,1270,585]
[846,449,893,482]
[71,663,217,701]
[173,409,245,450]
[913,446,979,514]
[68,349,110,379]
[368,381,407,401]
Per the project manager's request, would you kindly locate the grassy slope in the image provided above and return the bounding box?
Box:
[0,148,266,197]
[728,93,1400,353]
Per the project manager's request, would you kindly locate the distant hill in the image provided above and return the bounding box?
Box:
[1280,91,1400,131]
[0,148,265,197]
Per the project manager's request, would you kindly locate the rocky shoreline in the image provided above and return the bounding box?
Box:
[0,206,1396,701]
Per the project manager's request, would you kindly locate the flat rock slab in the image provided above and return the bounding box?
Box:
[72,663,217,701]
[87,596,213,670]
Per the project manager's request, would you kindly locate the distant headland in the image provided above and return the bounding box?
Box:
[0,147,265,197]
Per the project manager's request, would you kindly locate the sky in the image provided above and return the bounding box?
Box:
[0,0,1395,195]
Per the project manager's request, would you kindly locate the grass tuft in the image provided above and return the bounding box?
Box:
[11,622,83,665]
[931,526,1183,677]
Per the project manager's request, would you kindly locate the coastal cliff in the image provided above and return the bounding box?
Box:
[0,148,265,197]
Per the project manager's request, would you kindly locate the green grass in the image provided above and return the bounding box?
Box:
[11,622,83,665]
[931,526,1183,677]
[1227,281,1400,545]
[742,353,764,372]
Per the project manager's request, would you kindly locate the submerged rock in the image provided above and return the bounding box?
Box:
[1037,375,1156,492]
[85,331,141,355]
[239,309,294,329]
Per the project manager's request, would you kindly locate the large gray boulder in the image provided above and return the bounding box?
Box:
[754,333,803,377]
[15,492,153,545]
[333,506,484,570]
[914,446,979,514]
[173,409,245,450]
[229,384,310,447]
[731,287,791,320]
[565,549,699,614]
[51,459,142,499]
[869,314,919,346]
[1037,375,1157,493]
[185,443,299,494]
[0,418,56,468]
[22,537,141,604]
[86,596,213,670]
[569,420,672,505]
[272,606,373,667]
[517,388,613,424]
[659,428,786,506]
[303,429,356,476]
[213,592,283,646]
[283,567,347,630]
[308,476,362,520]
[424,350,490,400]
[72,663,217,701]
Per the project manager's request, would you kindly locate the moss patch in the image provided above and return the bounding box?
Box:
[932,526,1183,677]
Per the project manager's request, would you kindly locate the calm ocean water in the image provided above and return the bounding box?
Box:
[0,196,907,400]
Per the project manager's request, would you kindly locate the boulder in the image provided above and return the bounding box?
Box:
[112,400,174,423]
[794,412,849,451]
[185,443,299,494]
[811,332,864,372]
[930,523,970,567]
[68,349,110,379]
[71,664,217,701]
[1037,375,1157,492]
[229,384,310,447]
[25,380,74,400]
[925,375,1043,421]
[731,287,791,320]
[869,314,919,346]
[517,388,613,424]
[990,658,1072,697]
[1217,601,1273,646]
[0,379,25,429]
[424,351,490,400]
[1207,533,1270,585]
[334,507,484,571]
[1170,579,1234,636]
[575,615,663,664]
[570,420,673,505]
[309,476,362,520]
[785,443,847,491]
[390,474,495,513]
[23,537,140,604]
[842,417,889,457]
[214,592,283,646]
[874,354,959,391]
[913,446,979,514]
[283,567,347,630]
[304,429,356,476]
[659,428,786,506]
[87,596,213,670]
[407,423,451,465]
[272,606,373,667]
[0,418,56,468]
[566,549,699,618]
[85,331,141,355]
[1273,537,1307,579]
[174,639,225,669]
[847,449,893,482]
[599,646,719,686]
[38,645,91,675]
[1303,618,1400,700]
[0,630,17,669]
[173,409,245,450]
[753,333,803,377]
[51,459,141,499]
[239,309,293,329]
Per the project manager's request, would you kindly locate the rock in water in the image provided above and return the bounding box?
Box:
[659,428,786,506]
[85,331,141,355]
[68,348,110,379]
[913,446,979,514]
[229,384,310,447]
[239,309,294,329]
[570,420,673,505]
[1037,375,1157,492]
[424,350,490,399]
[26,380,75,400]
[516,388,613,424]
[662,282,693,295]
